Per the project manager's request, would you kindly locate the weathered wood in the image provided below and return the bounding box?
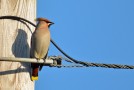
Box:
[0,0,36,90]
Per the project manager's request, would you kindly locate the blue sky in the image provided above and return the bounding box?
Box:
[36,0,134,90]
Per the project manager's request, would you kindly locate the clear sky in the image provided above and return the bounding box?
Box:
[36,0,134,90]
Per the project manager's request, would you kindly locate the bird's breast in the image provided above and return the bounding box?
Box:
[31,29,50,59]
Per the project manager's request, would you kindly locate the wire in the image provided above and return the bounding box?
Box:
[0,15,89,66]
[0,16,36,27]
[0,15,134,69]
[51,57,134,69]
[52,63,134,69]
[50,39,89,65]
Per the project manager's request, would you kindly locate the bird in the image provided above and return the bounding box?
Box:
[30,18,54,81]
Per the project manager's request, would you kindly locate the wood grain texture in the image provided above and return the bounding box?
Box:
[0,0,36,90]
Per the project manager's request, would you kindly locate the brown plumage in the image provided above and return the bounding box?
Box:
[30,18,54,80]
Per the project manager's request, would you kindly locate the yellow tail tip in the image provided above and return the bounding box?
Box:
[31,76,38,81]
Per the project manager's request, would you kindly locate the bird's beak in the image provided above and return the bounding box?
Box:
[48,22,54,27]
[50,22,54,25]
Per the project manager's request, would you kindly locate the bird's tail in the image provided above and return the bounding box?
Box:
[31,63,40,81]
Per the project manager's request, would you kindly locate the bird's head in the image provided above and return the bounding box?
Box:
[36,18,54,27]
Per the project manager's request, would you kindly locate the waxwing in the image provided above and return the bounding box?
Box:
[30,18,54,80]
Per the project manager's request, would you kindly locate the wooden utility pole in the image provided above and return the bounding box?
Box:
[0,0,36,90]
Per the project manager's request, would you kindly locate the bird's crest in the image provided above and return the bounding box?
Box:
[36,18,54,24]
